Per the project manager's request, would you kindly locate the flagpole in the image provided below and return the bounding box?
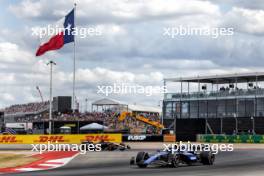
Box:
[47,60,56,134]
[73,3,77,113]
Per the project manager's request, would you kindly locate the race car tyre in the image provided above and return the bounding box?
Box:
[186,161,194,166]
[119,143,127,151]
[200,151,215,165]
[171,154,180,168]
[80,141,92,151]
[136,152,149,168]
[130,157,135,165]
[119,146,126,151]
[81,144,85,151]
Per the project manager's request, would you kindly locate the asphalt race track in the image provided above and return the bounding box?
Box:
[2,149,264,176]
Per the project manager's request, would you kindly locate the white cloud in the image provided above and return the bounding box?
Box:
[224,7,264,35]
[2,93,15,101]
[1,0,264,109]
[0,73,15,83]
[9,0,220,23]
[9,0,43,18]
[140,0,220,17]
[75,67,163,84]
[0,42,33,63]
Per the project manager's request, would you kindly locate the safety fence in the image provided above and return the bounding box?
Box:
[197,134,264,143]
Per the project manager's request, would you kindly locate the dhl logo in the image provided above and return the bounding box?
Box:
[34,136,68,143]
[84,135,115,142]
[0,136,19,143]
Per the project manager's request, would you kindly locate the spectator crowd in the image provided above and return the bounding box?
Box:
[4,102,161,134]
[4,101,49,114]
[15,112,161,134]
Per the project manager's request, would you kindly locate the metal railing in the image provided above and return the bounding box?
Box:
[165,88,264,100]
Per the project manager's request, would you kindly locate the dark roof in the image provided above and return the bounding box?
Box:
[165,72,264,84]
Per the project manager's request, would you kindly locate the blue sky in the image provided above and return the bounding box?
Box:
[0,0,21,28]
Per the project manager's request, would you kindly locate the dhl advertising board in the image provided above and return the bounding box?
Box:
[0,134,122,144]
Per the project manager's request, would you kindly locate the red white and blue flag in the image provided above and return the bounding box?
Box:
[36,9,75,56]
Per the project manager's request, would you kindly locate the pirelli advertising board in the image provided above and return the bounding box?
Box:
[0,134,122,144]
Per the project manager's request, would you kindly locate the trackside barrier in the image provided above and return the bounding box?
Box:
[163,135,176,142]
[122,134,163,142]
[122,134,176,142]
[0,134,122,144]
[197,134,264,143]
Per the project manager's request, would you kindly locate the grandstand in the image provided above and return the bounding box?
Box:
[163,72,264,141]
[2,98,161,134]
[31,111,161,134]
[4,101,49,117]
[1,92,164,135]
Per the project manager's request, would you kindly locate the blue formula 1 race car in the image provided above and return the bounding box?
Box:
[130,149,215,168]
